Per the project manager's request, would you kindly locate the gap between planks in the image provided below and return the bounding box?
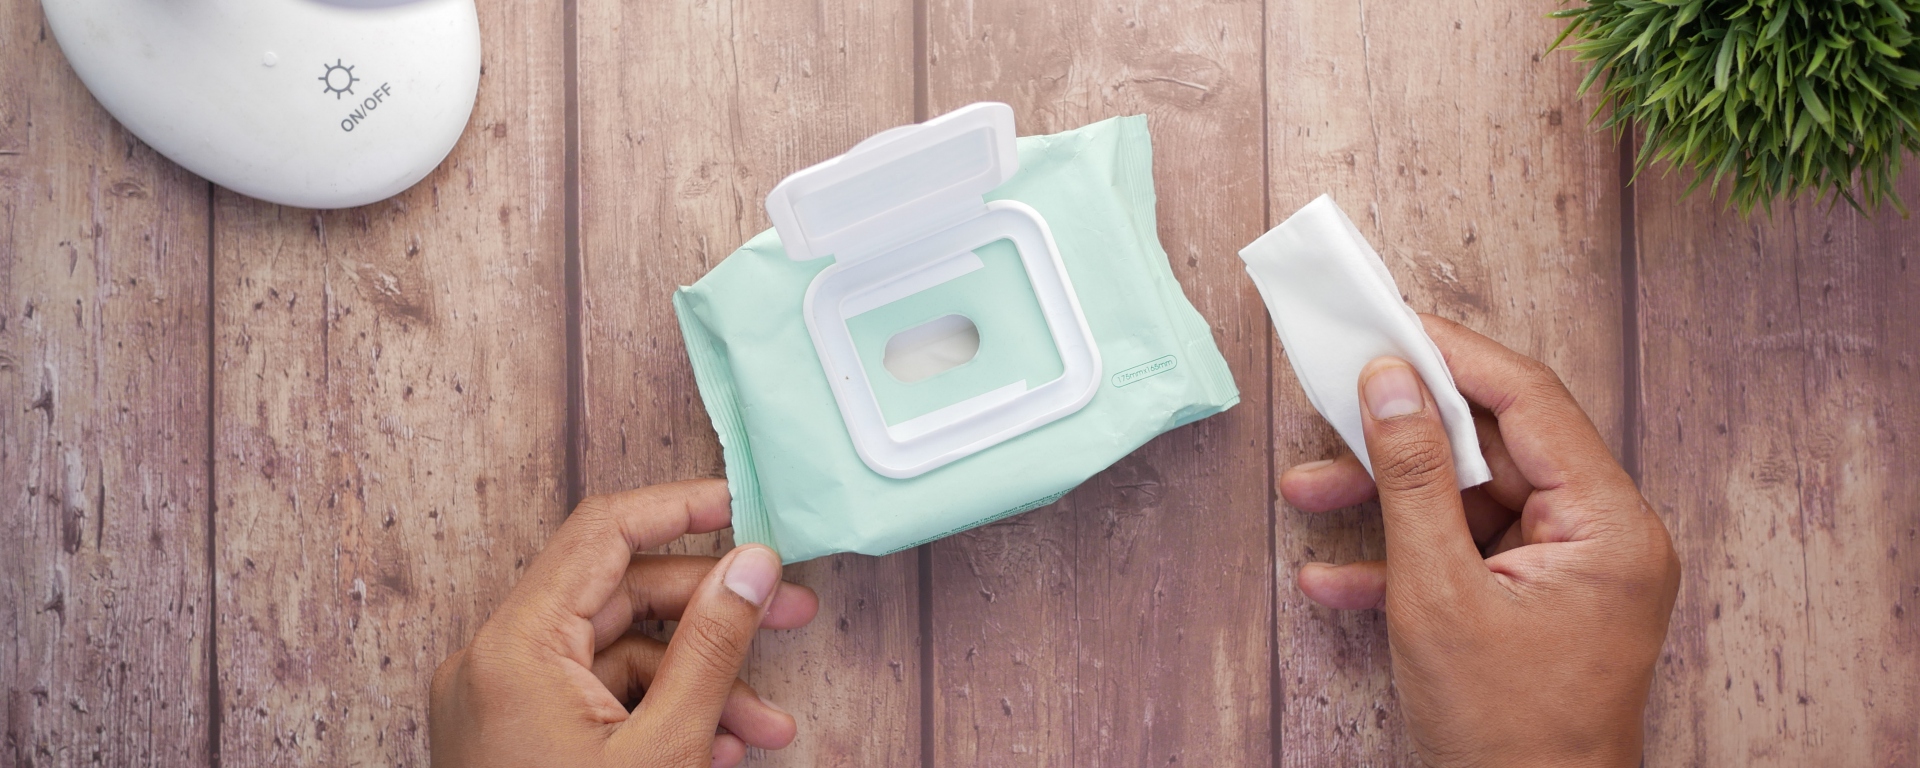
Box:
[204,177,222,768]
[911,0,936,763]
[1617,130,1641,482]
[563,0,584,510]
[1260,0,1281,765]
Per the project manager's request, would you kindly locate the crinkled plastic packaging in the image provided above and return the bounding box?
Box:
[675,114,1238,563]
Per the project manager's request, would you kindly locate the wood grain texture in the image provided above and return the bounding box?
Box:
[572,0,923,764]
[210,1,567,762]
[1264,1,1623,763]
[1636,175,1920,766]
[12,0,1920,762]
[922,1,1273,765]
[2,4,213,765]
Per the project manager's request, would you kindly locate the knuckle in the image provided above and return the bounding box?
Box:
[1637,511,1683,587]
[567,496,620,538]
[1658,527,1682,581]
[1583,506,1683,600]
[644,721,718,766]
[450,639,522,705]
[1609,499,1678,565]
[674,620,753,674]
[461,630,547,686]
[1485,355,1570,412]
[1658,543,1683,590]
[1519,361,1574,404]
[458,636,510,679]
[547,499,624,561]
[429,648,466,702]
[1373,435,1453,492]
[1515,354,1559,385]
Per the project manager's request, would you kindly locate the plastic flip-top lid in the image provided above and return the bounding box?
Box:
[767,102,1019,263]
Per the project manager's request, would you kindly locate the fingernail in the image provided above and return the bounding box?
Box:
[1292,458,1337,472]
[1363,360,1425,420]
[723,546,781,607]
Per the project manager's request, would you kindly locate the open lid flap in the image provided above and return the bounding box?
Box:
[766,102,1019,262]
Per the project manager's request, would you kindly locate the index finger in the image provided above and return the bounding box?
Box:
[500,480,733,644]
[1420,315,1627,494]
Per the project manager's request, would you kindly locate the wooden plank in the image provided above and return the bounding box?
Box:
[572,0,922,764]
[2,2,213,764]
[922,2,1272,765]
[210,1,568,762]
[1264,2,1624,763]
[1636,175,1920,765]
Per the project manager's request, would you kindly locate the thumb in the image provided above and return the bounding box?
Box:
[618,545,781,762]
[1358,358,1483,597]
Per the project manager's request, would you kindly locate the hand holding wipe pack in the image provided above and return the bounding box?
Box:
[676,104,1239,562]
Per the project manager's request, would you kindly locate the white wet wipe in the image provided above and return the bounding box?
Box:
[882,314,982,383]
[1239,195,1491,489]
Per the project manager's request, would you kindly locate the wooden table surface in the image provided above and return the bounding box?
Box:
[6,0,1918,765]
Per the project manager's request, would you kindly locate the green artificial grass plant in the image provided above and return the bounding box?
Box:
[1552,0,1920,215]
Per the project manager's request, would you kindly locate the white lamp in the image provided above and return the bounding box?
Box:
[40,0,481,210]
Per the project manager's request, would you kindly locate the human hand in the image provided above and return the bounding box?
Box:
[429,480,820,768]
[1280,315,1680,768]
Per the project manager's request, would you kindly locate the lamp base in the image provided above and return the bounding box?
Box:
[41,0,481,210]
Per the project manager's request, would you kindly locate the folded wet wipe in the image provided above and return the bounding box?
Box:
[676,114,1239,563]
[1239,195,1491,489]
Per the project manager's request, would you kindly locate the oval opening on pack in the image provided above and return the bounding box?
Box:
[883,314,980,383]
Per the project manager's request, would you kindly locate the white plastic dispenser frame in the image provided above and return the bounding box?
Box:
[766,102,1101,479]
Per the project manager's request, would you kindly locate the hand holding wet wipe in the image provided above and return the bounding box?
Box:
[676,104,1238,562]
[1239,195,1490,489]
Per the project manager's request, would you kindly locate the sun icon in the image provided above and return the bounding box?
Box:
[318,60,359,99]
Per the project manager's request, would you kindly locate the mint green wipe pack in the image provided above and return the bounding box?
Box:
[674,112,1238,563]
